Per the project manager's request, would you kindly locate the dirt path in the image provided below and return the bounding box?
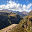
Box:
[0,24,17,32]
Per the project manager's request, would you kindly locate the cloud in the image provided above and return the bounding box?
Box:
[0,0,32,12]
[27,3,32,9]
[22,3,32,12]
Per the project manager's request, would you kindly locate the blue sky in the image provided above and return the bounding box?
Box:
[0,0,10,5]
[0,0,32,5]
[12,0,32,5]
[0,0,32,12]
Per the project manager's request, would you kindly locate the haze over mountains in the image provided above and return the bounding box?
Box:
[0,9,32,17]
[0,9,29,17]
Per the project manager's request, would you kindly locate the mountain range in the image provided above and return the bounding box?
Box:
[0,9,31,17]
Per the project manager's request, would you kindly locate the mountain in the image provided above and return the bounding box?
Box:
[0,11,23,30]
[22,11,28,15]
[0,9,28,17]
[15,11,28,17]
[29,10,32,15]
[30,10,32,13]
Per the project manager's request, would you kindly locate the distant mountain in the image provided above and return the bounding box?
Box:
[22,11,28,17]
[0,9,28,17]
[29,10,32,15]
[15,11,28,17]
[22,11,28,15]
[0,9,10,13]
[29,10,32,13]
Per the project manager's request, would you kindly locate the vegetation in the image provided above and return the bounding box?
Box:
[0,12,23,30]
[8,15,32,32]
[0,11,32,32]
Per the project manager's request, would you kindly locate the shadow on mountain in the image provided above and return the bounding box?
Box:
[0,14,23,30]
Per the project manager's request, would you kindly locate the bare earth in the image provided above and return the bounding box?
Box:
[0,24,17,32]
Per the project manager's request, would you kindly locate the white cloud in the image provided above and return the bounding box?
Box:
[27,3,32,9]
[0,0,32,12]
[22,3,32,12]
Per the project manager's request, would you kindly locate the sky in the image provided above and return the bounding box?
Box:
[0,0,32,12]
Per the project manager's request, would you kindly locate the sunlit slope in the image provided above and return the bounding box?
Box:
[8,13,16,17]
[0,15,32,32]
[0,11,32,32]
[0,10,10,13]
[0,24,17,32]
[8,15,32,32]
